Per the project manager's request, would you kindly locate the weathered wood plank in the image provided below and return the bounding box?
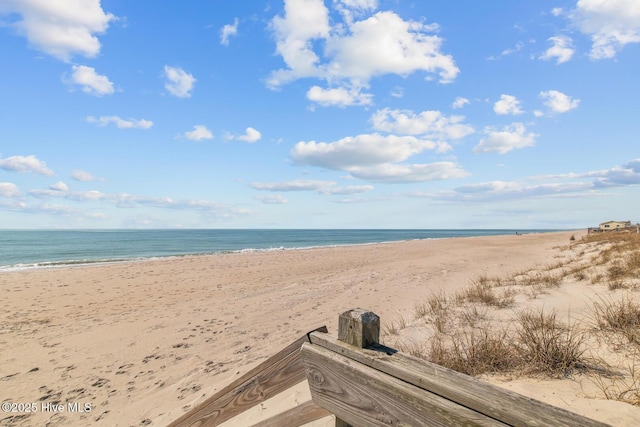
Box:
[308,331,610,427]
[168,326,327,427]
[338,308,380,349]
[302,343,509,427]
[251,400,332,427]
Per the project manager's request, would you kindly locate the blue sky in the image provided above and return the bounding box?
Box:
[1,0,639,229]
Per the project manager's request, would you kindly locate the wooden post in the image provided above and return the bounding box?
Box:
[338,308,380,348]
[334,309,380,427]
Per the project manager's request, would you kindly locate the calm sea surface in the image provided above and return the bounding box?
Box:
[0,229,558,271]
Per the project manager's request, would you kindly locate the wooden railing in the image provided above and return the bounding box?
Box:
[169,309,611,427]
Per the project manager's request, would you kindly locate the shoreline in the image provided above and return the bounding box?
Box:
[4,230,636,426]
[0,229,570,273]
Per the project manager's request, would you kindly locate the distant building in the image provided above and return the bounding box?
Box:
[599,220,632,231]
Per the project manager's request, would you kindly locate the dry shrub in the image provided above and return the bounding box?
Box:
[592,295,640,345]
[592,361,640,406]
[428,329,520,376]
[516,310,588,376]
[463,279,515,308]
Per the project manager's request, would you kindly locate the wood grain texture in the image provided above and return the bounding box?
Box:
[168,326,327,427]
[307,331,610,427]
[251,400,332,427]
[338,309,380,349]
[302,343,508,427]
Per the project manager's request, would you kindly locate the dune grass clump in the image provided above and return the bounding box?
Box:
[593,361,640,406]
[516,310,588,377]
[423,309,589,378]
[592,295,640,345]
[428,329,520,376]
[462,276,516,308]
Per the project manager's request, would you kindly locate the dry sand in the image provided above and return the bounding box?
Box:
[1,231,639,426]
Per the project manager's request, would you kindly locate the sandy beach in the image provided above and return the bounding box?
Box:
[1,230,640,426]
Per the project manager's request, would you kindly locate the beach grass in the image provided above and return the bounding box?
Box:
[383,230,640,406]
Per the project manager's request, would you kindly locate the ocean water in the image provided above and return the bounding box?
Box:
[0,229,557,271]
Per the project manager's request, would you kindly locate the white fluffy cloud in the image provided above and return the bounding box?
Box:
[539,35,575,64]
[0,155,54,175]
[0,182,20,198]
[236,127,262,143]
[184,125,213,141]
[67,65,114,96]
[0,0,115,61]
[164,66,196,98]
[540,90,580,113]
[370,108,474,140]
[493,94,523,115]
[268,1,458,105]
[473,123,538,154]
[291,134,443,170]
[452,97,470,109]
[306,85,373,107]
[86,116,153,129]
[49,181,68,192]
[290,132,466,183]
[572,0,640,59]
[220,18,239,45]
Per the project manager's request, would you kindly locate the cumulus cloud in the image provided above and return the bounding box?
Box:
[0,182,20,198]
[236,127,262,143]
[268,1,458,106]
[539,90,580,113]
[256,194,289,204]
[452,97,470,109]
[473,123,538,154]
[493,94,523,115]
[164,66,196,98]
[86,115,153,129]
[184,125,213,141]
[306,85,373,107]
[289,129,467,183]
[291,133,444,170]
[571,0,640,59]
[370,108,474,140]
[220,18,239,45]
[49,181,68,192]
[0,0,115,61]
[540,35,575,64]
[71,170,99,182]
[0,155,54,175]
[67,65,114,96]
